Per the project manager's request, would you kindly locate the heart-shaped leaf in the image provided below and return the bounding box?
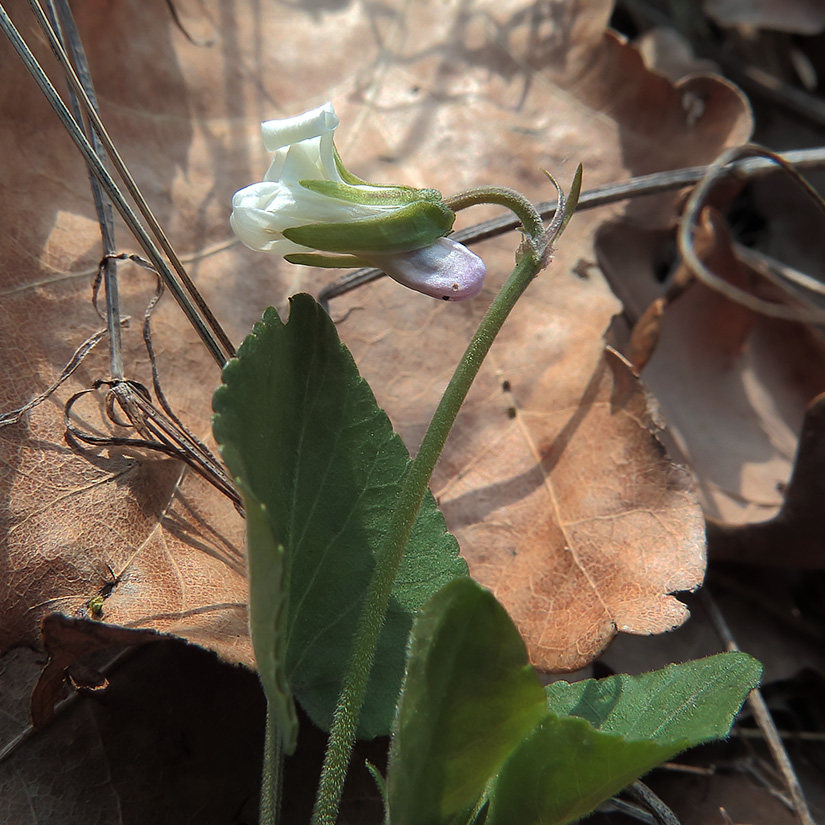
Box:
[212,294,467,738]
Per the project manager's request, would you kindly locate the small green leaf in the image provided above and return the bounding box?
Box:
[486,652,761,825]
[559,164,582,235]
[282,200,455,254]
[212,295,466,738]
[387,578,547,825]
[486,715,666,825]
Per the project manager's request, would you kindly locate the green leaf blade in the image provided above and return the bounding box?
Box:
[212,295,467,739]
[486,652,761,825]
[544,651,762,742]
[486,715,671,825]
[241,489,297,754]
[387,578,547,825]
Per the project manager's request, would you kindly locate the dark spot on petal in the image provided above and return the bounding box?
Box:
[441,295,450,301]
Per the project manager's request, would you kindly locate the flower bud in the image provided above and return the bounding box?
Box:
[231,102,486,300]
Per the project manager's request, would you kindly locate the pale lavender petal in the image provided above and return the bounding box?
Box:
[365,237,486,301]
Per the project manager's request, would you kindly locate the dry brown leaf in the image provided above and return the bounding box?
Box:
[0,641,268,825]
[635,27,719,82]
[30,614,160,728]
[599,208,825,526]
[320,0,751,669]
[1,0,752,694]
[439,349,705,669]
[709,391,825,567]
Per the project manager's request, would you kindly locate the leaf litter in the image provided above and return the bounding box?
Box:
[0,0,823,821]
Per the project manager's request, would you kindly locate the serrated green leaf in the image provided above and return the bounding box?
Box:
[212,294,467,738]
[485,652,761,825]
[544,651,762,742]
[387,578,547,825]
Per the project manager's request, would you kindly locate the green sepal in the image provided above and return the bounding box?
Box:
[282,199,455,254]
[284,252,371,269]
[333,143,367,185]
[299,178,425,207]
[559,164,582,235]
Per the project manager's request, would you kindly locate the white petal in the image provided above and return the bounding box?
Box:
[262,148,289,183]
[260,102,338,152]
[230,179,393,253]
[365,237,486,301]
[277,139,328,184]
[318,131,342,182]
[230,207,313,256]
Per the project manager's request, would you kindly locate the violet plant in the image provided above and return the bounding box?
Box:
[212,103,761,825]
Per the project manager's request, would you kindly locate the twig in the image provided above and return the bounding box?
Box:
[737,757,795,812]
[27,0,234,362]
[718,59,825,131]
[626,781,682,825]
[733,242,825,304]
[43,0,123,380]
[0,321,125,427]
[64,378,241,509]
[699,588,818,825]
[597,797,657,824]
[678,143,825,325]
[734,729,825,743]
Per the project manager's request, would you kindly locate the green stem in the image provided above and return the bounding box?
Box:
[311,220,547,825]
[260,706,284,825]
[446,186,545,239]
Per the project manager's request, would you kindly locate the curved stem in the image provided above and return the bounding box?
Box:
[260,707,285,825]
[446,185,545,239]
[311,243,545,825]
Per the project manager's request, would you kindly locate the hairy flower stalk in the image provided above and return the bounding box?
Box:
[231,102,486,300]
